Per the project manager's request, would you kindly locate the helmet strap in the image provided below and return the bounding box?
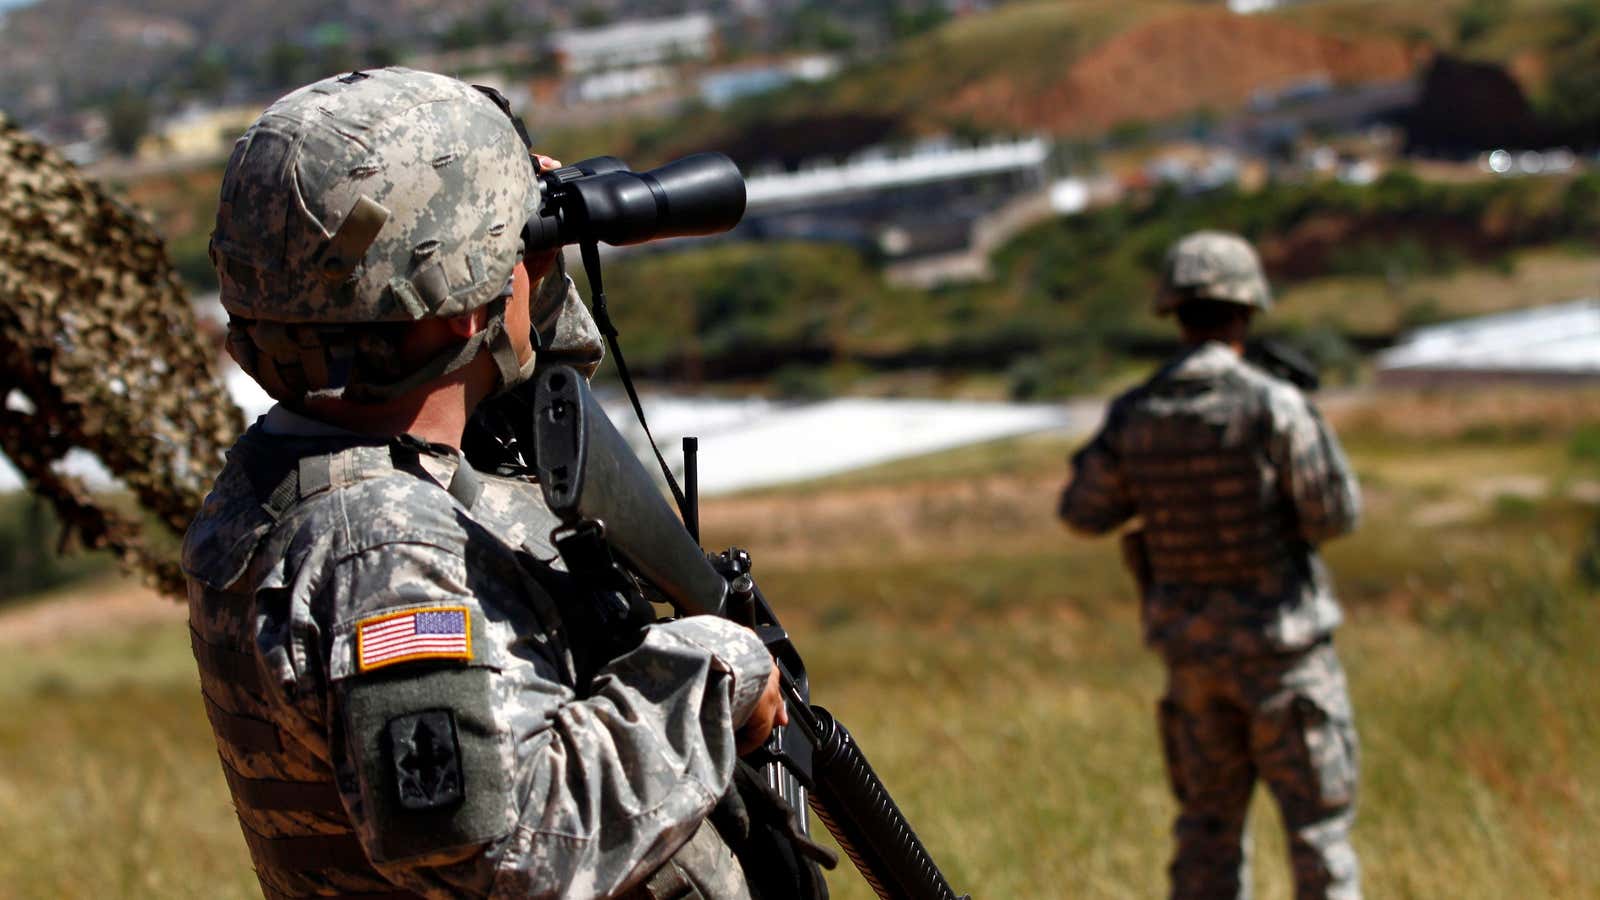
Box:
[300,296,513,404]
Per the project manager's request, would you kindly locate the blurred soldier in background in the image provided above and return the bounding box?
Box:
[1058,231,1363,899]
[182,68,795,899]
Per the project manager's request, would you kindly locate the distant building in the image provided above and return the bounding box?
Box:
[1227,0,1310,12]
[735,136,1095,285]
[698,55,839,108]
[743,136,1053,211]
[1375,299,1600,387]
[560,66,670,104]
[136,104,260,163]
[549,14,717,74]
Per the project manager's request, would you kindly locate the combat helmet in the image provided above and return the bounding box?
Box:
[211,67,539,404]
[1153,230,1272,315]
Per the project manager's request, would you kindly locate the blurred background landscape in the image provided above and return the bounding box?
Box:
[1,0,1598,897]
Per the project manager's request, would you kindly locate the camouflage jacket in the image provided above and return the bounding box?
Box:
[183,276,765,899]
[1059,341,1361,661]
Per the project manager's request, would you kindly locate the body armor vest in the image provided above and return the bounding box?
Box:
[1119,373,1297,590]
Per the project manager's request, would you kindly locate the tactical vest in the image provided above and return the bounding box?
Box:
[1119,373,1296,590]
[186,431,760,900]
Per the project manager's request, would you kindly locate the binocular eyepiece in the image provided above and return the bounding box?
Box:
[522,152,747,253]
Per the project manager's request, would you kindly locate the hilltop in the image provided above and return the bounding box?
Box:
[778,3,1424,137]
[649,0,1428,164]
[646,0,1599,168]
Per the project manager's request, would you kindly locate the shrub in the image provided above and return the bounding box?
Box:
[0,494,114,604]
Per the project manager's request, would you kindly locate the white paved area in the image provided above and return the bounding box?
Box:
[0,368,1101,496]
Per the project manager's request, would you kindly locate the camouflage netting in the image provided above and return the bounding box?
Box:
[0,112,242,598]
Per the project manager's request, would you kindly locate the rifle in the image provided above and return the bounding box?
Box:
[530,364,970,900]
[1245,337,1320,392]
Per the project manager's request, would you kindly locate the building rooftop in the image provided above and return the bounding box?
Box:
[743,137,1051,209]
[549,13,715,71]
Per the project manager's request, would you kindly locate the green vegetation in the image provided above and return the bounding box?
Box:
[0,493,113,603]
[594,171,1600,397]
[3,388,1598,896]
[103,90,152,158]
[1456,0,1513,46]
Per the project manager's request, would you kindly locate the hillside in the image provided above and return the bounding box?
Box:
[944,7,1423,136]
[0,0,536,128]
[743,3,1425,140]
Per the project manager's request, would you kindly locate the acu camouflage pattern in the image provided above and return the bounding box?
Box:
[1160,643,1359,899]
[1060,341,1361,900]
[0,110,241,597]
[183,267,761,897]
[1155,230,1273,314]
[212,67,533,325]
[213,68,541,405]
[1060,342,1359,660]
[183,425,768,899]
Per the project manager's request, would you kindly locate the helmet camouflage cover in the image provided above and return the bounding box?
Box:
[1154,230,1272,315]
[212,67,537,403]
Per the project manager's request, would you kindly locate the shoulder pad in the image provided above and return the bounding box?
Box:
[182,449,278,590]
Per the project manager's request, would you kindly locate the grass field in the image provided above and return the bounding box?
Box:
[2,387,1598,898]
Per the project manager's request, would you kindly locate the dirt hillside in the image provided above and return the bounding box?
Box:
[946,8,1428,135]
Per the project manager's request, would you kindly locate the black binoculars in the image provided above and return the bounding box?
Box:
[521,152,747,253]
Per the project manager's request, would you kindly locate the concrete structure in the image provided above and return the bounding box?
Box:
[1228,0,1310,12]
[736,136,1110,286]
[1375,299,1600,387]
[698,55,840,108]
[136,104,260,163]
[549,14,716,74]
[743,136,1052,210]
[568,66,671,103]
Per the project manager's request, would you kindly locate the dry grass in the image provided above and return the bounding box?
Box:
[1275,247,1600,335]
[1331,384,1600,442]
[2,387,1598,898]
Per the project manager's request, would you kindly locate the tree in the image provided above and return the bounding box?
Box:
[1542,34,1600,147]
[105,90,152,158]
[1455,0,1508,46]
[441,17,483,51]
[265,40,308,88]
[186,50,230,101]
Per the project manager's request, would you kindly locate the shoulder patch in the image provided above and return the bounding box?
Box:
[357,606,473,672]
[387,709,465,811]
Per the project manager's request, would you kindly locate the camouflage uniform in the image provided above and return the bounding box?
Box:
[1059,233,1363,900]
[184,68,768,899]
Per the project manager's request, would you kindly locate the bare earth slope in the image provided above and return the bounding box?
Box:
[944,8,1426,135]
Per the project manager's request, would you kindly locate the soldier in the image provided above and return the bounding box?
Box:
[183,68,796,899]
[1058,231,1363,899]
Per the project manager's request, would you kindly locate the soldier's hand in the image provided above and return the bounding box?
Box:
[737,659,789,756]
[524,154,565,281]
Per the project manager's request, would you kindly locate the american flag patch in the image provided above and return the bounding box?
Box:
[356,606,472,672]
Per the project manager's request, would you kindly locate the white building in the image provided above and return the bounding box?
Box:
[743,136,1053,210]
[1228,0,1304,12]
[550,14,716,74]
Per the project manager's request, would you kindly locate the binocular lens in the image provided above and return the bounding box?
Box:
[523,152,746,253]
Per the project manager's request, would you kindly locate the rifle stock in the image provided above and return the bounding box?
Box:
[531,366,968,900]
[532,366,730,616]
